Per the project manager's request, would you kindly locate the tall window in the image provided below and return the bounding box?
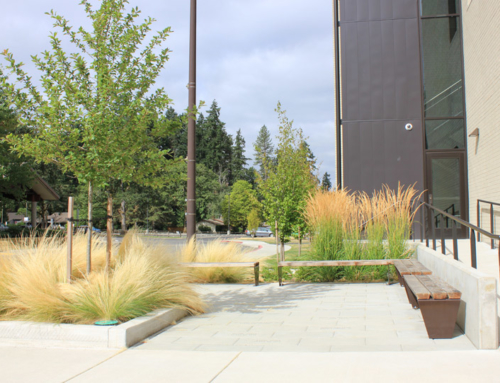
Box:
[420,0,465,150]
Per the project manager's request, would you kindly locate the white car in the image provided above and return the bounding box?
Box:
[254,227,273,237]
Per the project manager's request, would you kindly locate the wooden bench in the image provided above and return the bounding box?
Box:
[403,274,461,339]
[179,262,260,286]
[393,259,432,286]
[277,260,395,286]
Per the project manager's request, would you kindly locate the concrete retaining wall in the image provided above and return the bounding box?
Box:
[416,245,498,349]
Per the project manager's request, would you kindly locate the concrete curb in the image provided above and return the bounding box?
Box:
[0,308,188,349]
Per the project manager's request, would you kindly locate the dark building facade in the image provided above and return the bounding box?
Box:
[334,0,468,237]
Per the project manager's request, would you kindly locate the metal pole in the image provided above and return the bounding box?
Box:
[440,220,446,255]
[87,181,92,275]
[66,197,74,283]
[477,200,480,242]
[470,229,477,269]
[452,220,458,261]
[333,0,342,189]
[227,191,231,235]
[186,0,197,243]
[490,204,494,249]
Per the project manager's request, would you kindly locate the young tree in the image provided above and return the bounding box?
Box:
[1,0,180,270]
[247,209,261,235]
[254,125,274,180]
[221,180,260,230]
[321,172,332,191]
[258,103,316,259]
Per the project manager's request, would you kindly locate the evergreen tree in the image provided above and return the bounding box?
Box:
[254,125,274,180]
[199,100,233,181]
[321,172,332,191]
[231,129,249,182]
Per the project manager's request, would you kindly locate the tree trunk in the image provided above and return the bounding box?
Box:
[106,192,113,271]
[275,221,279,257]
[280,241,285,262]
[87,181,92,275]
[120,181,126,234]
[298,227,301,257]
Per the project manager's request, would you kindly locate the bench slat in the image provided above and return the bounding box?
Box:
[408,260,432,275]
[404,275,431,300]
[180,262,258,268]
[417,275,461,300]
[393,260,411,275]
[278,260,394,267]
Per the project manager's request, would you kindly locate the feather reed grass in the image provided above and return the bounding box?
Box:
[0,231,204,324]
[179,239,252,283]
[301,184,420,282]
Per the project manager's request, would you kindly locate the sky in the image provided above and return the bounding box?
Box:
[1,0,336,180]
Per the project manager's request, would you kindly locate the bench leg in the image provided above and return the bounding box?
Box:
[278,266,282,286]
[254,264,259,286]
[419,299,461,339]
[404,284,420,309]
[395,268,404,287]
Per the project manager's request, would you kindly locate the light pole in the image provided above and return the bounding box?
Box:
[227,191,231,235]
[186,0,197,242]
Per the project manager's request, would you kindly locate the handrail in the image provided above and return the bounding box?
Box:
[477,199,500,248]
[422,202,499,240]
[418,201,500,278]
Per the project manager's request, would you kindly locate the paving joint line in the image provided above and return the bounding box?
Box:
[209,351,242,382]
[63,349,126,382]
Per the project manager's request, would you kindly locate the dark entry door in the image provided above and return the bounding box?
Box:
[339,0,425,194]
[425,152,467,238]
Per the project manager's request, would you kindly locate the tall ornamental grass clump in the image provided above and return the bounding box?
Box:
[299,184,419,282]
[0,232,204,324]
[179,239,252,283]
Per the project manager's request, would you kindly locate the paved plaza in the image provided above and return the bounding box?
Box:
[137,282,475,353]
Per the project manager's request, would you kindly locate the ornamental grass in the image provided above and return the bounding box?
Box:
[299,184,420,282]
[179,238,252,283]
[0,232,204,324]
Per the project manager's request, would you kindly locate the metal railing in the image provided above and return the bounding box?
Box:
[416,202,500,277]
[477,199,500,249]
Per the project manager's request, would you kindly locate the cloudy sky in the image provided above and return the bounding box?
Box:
[1,0,336,180]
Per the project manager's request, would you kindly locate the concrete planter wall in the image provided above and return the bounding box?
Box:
[416,244,498,349]
[0,308,187,349]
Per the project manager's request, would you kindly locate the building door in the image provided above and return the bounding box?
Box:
[425,152,467,238]
[339,0,425,195]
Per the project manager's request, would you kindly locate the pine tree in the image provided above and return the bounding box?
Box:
[254,125,274,180]
[321,172,332,191]
[231,129,249,183]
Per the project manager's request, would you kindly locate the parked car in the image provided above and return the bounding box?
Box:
[254,227,273,237]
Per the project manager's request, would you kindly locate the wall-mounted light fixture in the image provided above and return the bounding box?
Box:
[468,128,479,137]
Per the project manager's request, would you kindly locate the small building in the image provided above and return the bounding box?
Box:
[196,218,225,233]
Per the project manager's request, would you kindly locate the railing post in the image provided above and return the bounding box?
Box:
[477,200,481,242]
[425,205,429,248]
[452,220,458,261]
[420,205,423,243]
[470,228,477,269]
[440,218,446,255]
[490,204,494,249]
[431,208,437,251]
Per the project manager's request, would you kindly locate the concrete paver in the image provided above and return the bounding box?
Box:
[136,282,475,353]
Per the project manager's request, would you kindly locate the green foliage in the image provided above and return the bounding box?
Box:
[257,103,316,243]
[197,225,212,233]
[247,209,260,234]
[231,129,249,183]
[253,125,274,180]
[1,0,180,190]
[321,172,332,191]
[0,76,33,202]
[221,180,260,229]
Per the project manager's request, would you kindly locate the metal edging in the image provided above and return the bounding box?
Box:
[333,0,342,189]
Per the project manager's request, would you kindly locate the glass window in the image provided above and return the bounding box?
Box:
[421,0,458,16]
[425,119,465,149]
[422,17,464,118]
[431,158,461,228]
